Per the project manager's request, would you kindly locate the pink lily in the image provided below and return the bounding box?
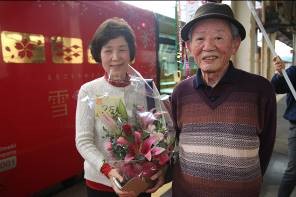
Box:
[100,111,117,133]
[124,144,137,162]
[124,131,142,162]
[150,132,164,141]
[117,137,129,145]
[134,131,142,145]
[136,107,166,129]
[124,153,135,162]
[104,141,112,151]
[154,152,170,166]
[141,136,157,161]
[151,147,165,156]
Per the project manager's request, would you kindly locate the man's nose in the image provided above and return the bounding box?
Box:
[203,39,215,51]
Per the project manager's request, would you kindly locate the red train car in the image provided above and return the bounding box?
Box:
[0,1,159,196]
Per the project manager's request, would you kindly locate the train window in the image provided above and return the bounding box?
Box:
[158,39,179,95]
[1,31,45,63]
[159,43,177,77]
[50,36,83,64]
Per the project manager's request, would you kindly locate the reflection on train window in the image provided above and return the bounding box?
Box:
[87,48,97,64]
[1,31,45,63]
[158,41,179,95]
[51,36,83,64]
[159,43,177,77]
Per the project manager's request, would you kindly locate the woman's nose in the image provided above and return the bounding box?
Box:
[111,51,119,60]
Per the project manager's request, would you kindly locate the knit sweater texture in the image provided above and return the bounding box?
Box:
[75,77,147,186]
[171,64,276,197]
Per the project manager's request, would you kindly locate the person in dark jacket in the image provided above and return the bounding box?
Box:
[271,57,296,197]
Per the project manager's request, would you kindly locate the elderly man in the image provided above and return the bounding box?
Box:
[171,3,276,196]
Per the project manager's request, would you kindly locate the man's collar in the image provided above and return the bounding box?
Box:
[194,61,236,89]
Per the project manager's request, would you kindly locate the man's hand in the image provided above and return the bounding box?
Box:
[273,56,285,75]
[145,168,165,193]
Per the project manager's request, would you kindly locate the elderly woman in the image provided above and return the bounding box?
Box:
[75,18,164,197]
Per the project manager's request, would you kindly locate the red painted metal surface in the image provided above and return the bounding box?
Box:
[0,1,157,196]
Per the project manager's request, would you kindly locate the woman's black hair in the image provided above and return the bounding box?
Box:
[90,17,136,63]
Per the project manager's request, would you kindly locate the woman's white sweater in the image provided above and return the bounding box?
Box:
[75,77,147,186]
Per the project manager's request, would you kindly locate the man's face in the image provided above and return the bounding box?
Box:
[187,19,241,74]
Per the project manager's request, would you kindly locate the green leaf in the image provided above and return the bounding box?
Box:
[125,134,134,143]
[142,131,150,140]
[117,99,128,121]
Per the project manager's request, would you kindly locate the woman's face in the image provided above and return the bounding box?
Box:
[100,36,131,80]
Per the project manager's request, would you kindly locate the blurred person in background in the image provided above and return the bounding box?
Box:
[271,57,296,197]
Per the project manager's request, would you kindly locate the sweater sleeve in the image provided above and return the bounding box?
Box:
[75,86,105,172]
[271,66,296,94]
[258,84,277,176]
[271,74,289,94]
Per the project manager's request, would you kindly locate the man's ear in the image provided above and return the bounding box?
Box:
[231,37,241,55]
[185,41,192,53]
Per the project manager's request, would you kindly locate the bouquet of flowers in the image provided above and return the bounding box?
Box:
[95,65,175,194]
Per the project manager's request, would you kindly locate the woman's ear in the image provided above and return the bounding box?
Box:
[130,58,135,64]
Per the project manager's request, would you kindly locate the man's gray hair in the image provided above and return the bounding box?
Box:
[229,23,240,39]
[187,21,240,41]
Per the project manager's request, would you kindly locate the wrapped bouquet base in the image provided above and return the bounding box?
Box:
[113,176,154,196]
